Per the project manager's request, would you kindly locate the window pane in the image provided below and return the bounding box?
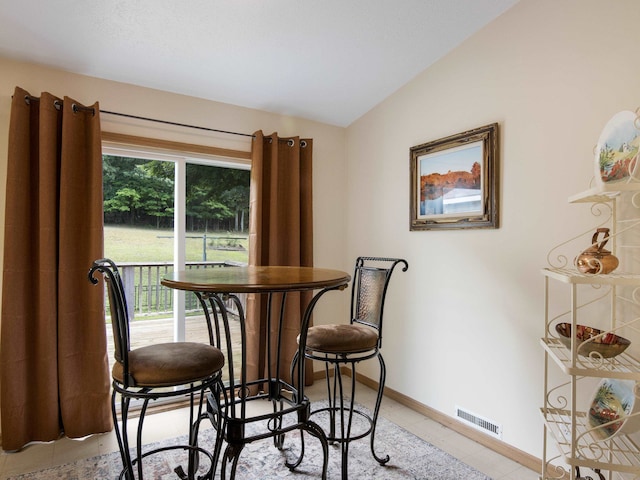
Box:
[102,153,249,386]
[104,155,175,261]
[103,155,176,375]
[185,163,250,263]
[184,163,250,348]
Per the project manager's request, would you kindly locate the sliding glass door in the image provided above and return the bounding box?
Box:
[102,146,249,361]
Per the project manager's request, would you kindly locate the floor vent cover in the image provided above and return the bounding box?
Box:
[455,406,502,439]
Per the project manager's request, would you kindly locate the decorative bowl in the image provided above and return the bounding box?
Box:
[555,323,631,359]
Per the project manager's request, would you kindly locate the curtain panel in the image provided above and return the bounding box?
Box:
[247,131,314,387]
[0,87,111,451]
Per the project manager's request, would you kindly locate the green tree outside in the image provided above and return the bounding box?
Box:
[103,155,250,232]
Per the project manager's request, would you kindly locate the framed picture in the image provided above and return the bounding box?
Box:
[410,123,499,231]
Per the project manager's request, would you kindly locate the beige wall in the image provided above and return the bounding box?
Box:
[345,0,640,458]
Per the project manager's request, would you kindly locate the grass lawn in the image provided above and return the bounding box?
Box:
[102,225,248,324]
[104,225,249,264]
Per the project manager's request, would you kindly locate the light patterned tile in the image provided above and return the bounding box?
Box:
[464,448,528,479]
[2,442,55,477]
[52,436,101,467]
[495,464,540,480]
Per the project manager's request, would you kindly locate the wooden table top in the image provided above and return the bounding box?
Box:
[161,265,351,294]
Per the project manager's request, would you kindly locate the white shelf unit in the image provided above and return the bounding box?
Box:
[541,187,640,480]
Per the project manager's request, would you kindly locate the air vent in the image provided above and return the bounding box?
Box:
[455,406,502,439]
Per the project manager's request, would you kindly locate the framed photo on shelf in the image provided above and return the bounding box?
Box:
[410,123,499,231]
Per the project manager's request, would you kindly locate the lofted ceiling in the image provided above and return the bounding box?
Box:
[0,0,519,127]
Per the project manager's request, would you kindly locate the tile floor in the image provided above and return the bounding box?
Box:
[0,382,539,479]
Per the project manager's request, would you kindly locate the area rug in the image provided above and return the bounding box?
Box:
[7,405,492,480]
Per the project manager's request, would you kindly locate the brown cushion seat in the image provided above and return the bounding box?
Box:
[112,342,225,387]
[304,324,378,354]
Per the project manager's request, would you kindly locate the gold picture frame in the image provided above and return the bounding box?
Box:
[410,123,499,231]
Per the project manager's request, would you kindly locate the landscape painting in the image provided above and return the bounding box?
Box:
[596,110,640,185]
[418,142,483,218]
[410,123,499,231]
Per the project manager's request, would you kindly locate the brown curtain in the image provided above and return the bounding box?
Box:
[0,87,112,451]
[246,131,314,387]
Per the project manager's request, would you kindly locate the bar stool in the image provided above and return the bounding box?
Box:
[89,258,225,480]
[298,256,408,479]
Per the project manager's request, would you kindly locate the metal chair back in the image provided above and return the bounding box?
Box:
[350,256,409,348]
[88,258,132,386]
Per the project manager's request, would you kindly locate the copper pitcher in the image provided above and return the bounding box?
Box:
[575,227,619,274]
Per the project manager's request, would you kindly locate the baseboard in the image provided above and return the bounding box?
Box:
[313,367,542,476]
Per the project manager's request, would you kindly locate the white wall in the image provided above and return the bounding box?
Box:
[344,0,640,457]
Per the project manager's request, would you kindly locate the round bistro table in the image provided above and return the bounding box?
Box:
[161,265,350,479]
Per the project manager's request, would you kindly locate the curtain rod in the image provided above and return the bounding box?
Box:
[100,110,306,146]
[22,94,254,138]
[22,95,307,146]
[100,109,255,138]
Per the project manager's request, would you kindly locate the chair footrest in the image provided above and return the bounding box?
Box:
[309,405,375,443]
[118,445,214,480]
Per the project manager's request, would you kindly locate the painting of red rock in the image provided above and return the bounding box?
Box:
[410,122,498,231]
[418,142,483,217]
[421,162,480,199]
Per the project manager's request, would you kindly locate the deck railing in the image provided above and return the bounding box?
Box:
[116,260,247,318]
